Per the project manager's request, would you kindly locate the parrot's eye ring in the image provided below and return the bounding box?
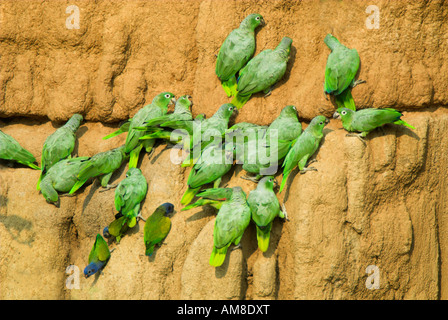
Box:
[319,122,323,125]
[165,94,171,98]
[341,111,347,115]
[293,106,296,110]
[256,16,260,20]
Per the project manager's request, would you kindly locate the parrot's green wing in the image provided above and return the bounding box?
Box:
[216,29,256,97]
[0,130,40,169]
[182,198,224,211]
[69,146,126,194]
[143,209,171,256]
[114,169,147,226]
[40,131,75,172]
[39,114,82,175]
[182,187,233,211]
[216,28,256,82]
[196,187,234,201]
[106,216,129,242]
[324,47,360,96]
[89,234,110,264]
[38,115,83,189]
[186,150,232,189]
[160,119,194,136]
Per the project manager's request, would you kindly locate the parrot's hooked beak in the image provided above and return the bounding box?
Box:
[325,118,330,124]
[273,179,279,189]
[260,18,266,26]
[332,112,341,120]
[170,97,177,106]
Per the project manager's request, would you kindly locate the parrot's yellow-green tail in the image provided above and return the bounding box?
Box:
[145,244,155,256]
[335,88,356,111]
[221,76,237,97]
[36,172,43,191]
[140,131,169,141]
[256,224,272,252]
[128,144,143,169]
[27,162,41,170]
[103,129,123,140]
[231,93,251,110]
[209,244,231,267]
[279,170,290,193]
[394,120,415,130]
[181,186,201,206]
[69,178,88,195]
[127,217,137,228]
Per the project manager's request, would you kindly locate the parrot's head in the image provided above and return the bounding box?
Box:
[103,226,111,239]
[277,37,293,59]
[280,105,298,119]
[230,186,247,201]
[219,103,238,119]
[154,92,176,107]
[307,115,329,136]
[242,13,265,30]
[125,167,141,178]
[71,113,84,123]
[324,34,341,50]
[333,108,354,122]
[160,202,175,216]
[176,95,193,110]
[84,262,100,278]
[259,176,277,190]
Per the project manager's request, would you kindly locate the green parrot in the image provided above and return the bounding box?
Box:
[333,107,415,142]
[265,105,302,141]
[231,37,293,109]
[210,186,251,267]
[143,203,174,256]
[125,92,176,168]
[247,176,287,252]
[114,167,148,229]
[181,187,233,211]
[84,234,111,278]
[69,145,128,194]
[160,103,237,166]
[37,114,83,190]
[323,34,365,110]
[216,13,265,97]
[279,115,329,193]
[103,215,129,243]
[137,95,193,129]
[232,105,301,182]
[181,141,234,206]
[0,130,40,170]
[39,156,90,206]
[139,114,204,154]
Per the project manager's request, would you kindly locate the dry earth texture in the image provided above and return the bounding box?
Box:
[1,0,448,300]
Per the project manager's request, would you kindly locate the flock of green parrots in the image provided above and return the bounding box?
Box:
[0,13,415,277]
